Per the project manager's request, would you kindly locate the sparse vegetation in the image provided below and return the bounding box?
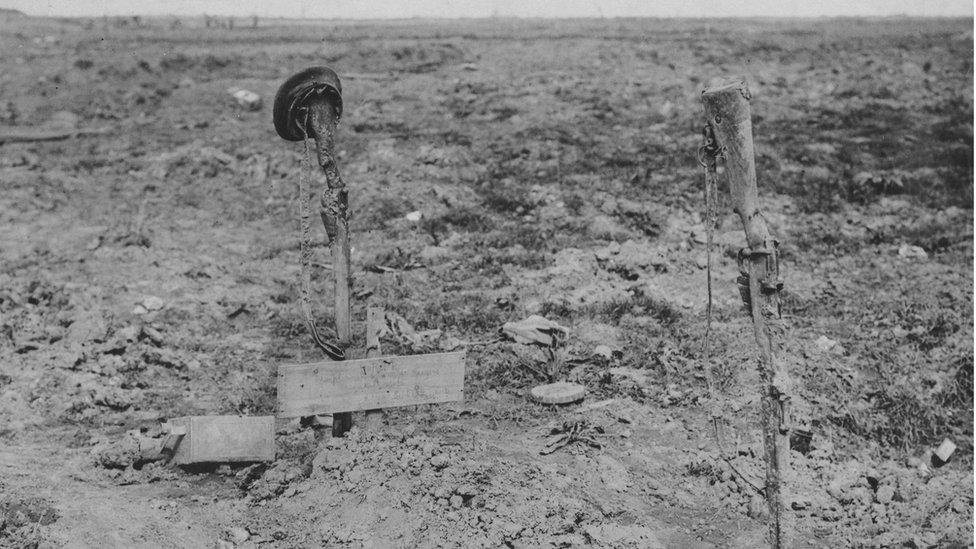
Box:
[0,14,970,549]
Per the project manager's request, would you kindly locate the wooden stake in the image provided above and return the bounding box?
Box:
[701,79,794,548]
[309,100,353,436]
[364,307,384,428]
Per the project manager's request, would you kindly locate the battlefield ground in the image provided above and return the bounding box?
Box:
[0,12,972,549]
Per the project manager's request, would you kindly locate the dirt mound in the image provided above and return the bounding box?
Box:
[240,427,671,548]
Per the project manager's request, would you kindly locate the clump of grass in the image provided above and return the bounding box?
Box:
[359,194,415,230]
[591,292,682,326]
[476,179,538,217]
[419,206,494,244]
[830,355,974,453]
[382,292,509,338]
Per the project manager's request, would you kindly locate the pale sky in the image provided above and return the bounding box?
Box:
[1,0,972,19]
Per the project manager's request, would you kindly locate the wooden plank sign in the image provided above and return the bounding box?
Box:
[276,351,465,418]
[166,416,275,465]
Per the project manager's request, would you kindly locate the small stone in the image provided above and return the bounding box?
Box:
[405,211,423,222]
[850,486,872,505]
[345,469,364,484]
[142,296,165,311]
[430,454,449,470]
[897,244,928,260]
[227,526,250,544]
[117,325,140,341]
[933,438,956,464]
[229,88,262,111]
[593,345,613,359]
[450,495,463,508]
[875,485,895,505]
[791,498,810,510]
[814,335,844,354]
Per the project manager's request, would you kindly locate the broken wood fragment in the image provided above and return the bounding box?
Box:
[0,126,112,145]
[276,351,465,418]
[165,416,275,465]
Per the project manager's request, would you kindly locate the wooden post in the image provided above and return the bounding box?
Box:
[309,100,353,436]
[364,307,384,428]
[701,79,794,548]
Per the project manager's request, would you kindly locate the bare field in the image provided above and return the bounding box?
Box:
[0,14,973,548]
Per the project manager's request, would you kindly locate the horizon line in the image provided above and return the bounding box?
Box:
[5,12,973,21]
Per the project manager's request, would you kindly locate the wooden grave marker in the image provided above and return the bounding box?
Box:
[272,67,466,432]
[165,415,275,465]
[276,351,466,419]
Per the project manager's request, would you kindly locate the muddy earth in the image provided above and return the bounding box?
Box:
[0,12,973,549]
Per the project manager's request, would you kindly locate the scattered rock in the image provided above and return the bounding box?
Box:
[405,210,423,222]
[138,296,165,312]
[228,88,262,111]
[875,485,895,505]
[430,454,450,470]
[593,344,614,359]
[814,335,845,355]
[226,526,250,544]
[933,438,956,464]
[897,244,928,260]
